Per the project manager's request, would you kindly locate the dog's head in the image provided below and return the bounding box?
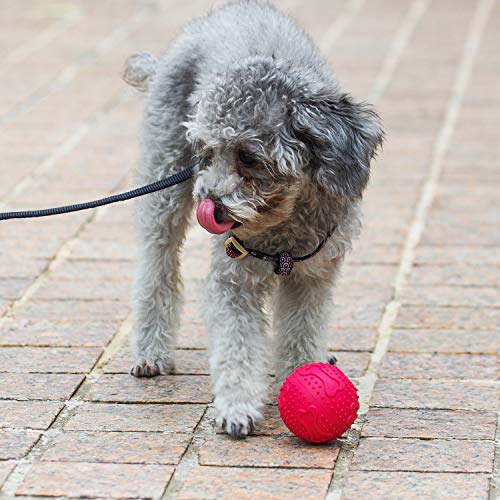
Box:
[185,57,383,238]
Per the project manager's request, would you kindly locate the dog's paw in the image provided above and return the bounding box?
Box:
[215,400,262,439]
[218,413,256,439]
[130,357,173,378]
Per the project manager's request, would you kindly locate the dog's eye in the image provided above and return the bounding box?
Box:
[238,151,257,167]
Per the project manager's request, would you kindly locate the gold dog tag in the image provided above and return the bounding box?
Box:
[224,236,249,260]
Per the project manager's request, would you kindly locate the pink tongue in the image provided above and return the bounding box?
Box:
[196,199,234,234]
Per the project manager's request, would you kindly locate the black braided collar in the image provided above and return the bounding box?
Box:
[224,225,336,276]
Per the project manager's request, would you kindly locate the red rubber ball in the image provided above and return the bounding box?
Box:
[277,362,359,443]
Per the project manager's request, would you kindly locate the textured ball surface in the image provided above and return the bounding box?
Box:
[277,362,359,443]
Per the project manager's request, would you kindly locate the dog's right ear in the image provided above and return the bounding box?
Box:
[289,91,384,200]
[123,52,158,92]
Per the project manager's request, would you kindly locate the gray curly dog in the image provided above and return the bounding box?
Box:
[123,0,383,438]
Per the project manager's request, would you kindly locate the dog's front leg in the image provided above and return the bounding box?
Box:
[273,272,337,385]
[130,181,193,377]
[206,265,270,438]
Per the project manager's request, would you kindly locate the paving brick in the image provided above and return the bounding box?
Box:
[372,379,499,411]
[44,260,134,281]
[388,328,499,354]
[0,400,63,430]
[42,431,191,465]
[250,405,291,436]
[326,327,378,352]
[362,408,496,440]
[200,435,341,468]
[67,239,137,261]
[335,287,393,306]
[181,297,204,324]
[351,438,494,472]
[17,462,174,498]
[0,319,117,347]
[0,230,79,261]
[0,346,101,373]
[400,286,500,307]
[32,277,130,302]
[0,278,33,300]
[330,351,371,378]
[379,353,499,380]
[85,374,212,403]
[105,347,209,375]
[330,302,384,328]
[65,402,205,433]
[0,257,49,279]
[0,373,83,400]
[360,222,407,245]
[12,299,130,322]
[0,430,40,459]
[78,222,136,244]
[425,210,498,228]
[178,466,332,500]
[177,323,209,349]
[338,263,397,285]
[415,246,500,266]
[394,306,500,330]
[342,471,490,499]
[409,265,500,287]
[420,224,499,246]
[0,462,13,488]
[346,244,402,265]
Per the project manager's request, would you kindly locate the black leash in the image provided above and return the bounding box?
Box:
[1,165,335,276]
[0,166,195,221]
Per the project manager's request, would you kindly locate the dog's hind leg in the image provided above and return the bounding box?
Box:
[272,271,338,385]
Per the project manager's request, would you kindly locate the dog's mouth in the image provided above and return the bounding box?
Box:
[196,198,240,234]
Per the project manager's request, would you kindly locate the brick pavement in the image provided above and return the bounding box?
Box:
[0,0,498,498]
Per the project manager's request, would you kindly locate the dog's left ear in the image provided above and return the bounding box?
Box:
[290,92,384,199]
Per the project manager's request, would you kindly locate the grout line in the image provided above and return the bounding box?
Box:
[490,413,500,500]
[160,406,212,499]
[327,0,495,497]
[319,0,366,53]
[368,0,430,103]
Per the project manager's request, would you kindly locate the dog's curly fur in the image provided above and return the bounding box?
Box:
[125,0,383,438]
